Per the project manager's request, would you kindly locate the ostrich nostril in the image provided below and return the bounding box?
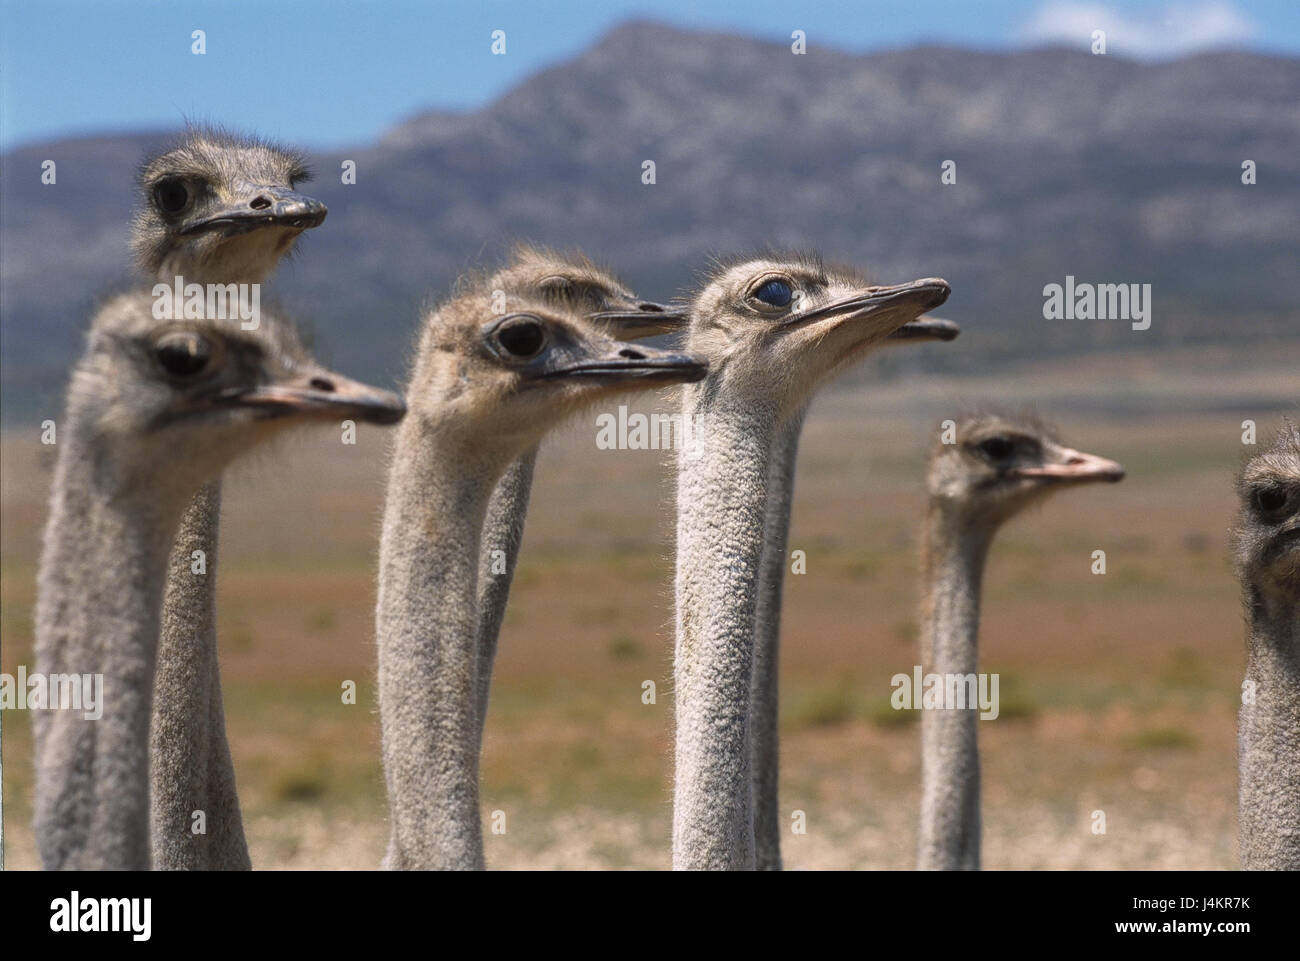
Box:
[309,377,336,392]
[619,348,645,360]
[638,302,664,313]
[250,195,273,210]
[1066,455,1085,465]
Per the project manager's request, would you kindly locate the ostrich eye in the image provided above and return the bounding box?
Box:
[153,178,190,215]
[1253,486,1290,515]
[155,331,212,378]
[496,319,546,358]
[753,280,794,308]
[977,437,1016,461]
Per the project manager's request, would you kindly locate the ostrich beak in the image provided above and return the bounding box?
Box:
[180,185,328,236]
[781,278,951,336]
[1013,448,1126,484]
[888,316,961,342]
[228,369,406,424]
[588,302,689,339]
[541,341,708,384]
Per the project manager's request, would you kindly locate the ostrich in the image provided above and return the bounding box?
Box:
[1235,423,1300,869]
[377,286,705,870]
[472,246,685,738]
[32,291,404,870]
[673,255,949,869]
[135,128,329,870]
[130,127,326,283]
[752,316,961,871]
[916,411,1124,870]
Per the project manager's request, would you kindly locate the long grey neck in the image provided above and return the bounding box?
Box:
[917,502,993,871]
[149,256,279,870]
[149,480,250,869]
[752,406,807,871]
[673,383,777,870]
[473,448,538,742]
[34,435,186,869]
[377,417,497,869]
[1238,586,1300,869]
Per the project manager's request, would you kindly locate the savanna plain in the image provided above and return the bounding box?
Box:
[3,342,1295,869]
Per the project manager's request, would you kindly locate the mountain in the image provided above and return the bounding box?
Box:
[3,21,1298,421]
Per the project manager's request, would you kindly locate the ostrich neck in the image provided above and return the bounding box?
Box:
[673,384,777,870]
[752,406,807,871]
[150,479,250,869]
[158,247,283,286]
[377,417,498,870]
[473,448,539,741]
[917,501,994,871]
[1238,587,1300,869]
[149,253,283,870]
[34,438,187,869]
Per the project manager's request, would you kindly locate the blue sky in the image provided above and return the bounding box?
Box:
[2,0,1295,150]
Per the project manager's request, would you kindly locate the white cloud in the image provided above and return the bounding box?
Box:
[1019,2,1259,58]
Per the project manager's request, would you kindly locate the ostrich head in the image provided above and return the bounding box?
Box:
[69,290,403,500]
[405,286,706,460]
[926,411,1125,532]
[131,127,327,283]
[485,244,686,339]
[1235,423,1300,604]
[687,254,950,416]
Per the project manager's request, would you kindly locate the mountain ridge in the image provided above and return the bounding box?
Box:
[3,21,1297,421]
